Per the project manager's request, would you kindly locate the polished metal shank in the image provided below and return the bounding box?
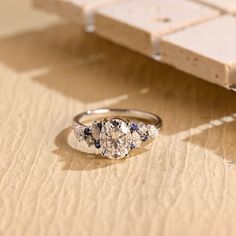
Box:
[73,108,162,128]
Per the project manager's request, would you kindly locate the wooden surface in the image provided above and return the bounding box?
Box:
[160,15,236,88]
[2,1,236,236]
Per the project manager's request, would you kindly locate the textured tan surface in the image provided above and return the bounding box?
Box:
[196,0,236,14]
[1,1,236,236]
[160,15,236,88]
[94,0,219,55]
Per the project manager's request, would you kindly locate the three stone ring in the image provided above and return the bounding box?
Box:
[73,108,162,159]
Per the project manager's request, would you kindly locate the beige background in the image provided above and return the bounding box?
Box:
[1,1,236,236]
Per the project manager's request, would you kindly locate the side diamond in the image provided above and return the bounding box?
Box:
[74,125,85,142]
[131,131,142,148]
[137,122,149,141]
[147,125,159,139]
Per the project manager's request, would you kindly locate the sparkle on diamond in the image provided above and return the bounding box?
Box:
[99,118,132,159]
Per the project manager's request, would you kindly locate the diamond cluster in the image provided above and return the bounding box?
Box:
[74,118,159,159]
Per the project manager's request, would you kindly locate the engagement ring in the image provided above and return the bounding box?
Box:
[73,108,162,159]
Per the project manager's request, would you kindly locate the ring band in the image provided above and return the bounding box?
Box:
[73,108,162,159]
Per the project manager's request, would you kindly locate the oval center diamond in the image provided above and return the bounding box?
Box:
[100,118,132,159]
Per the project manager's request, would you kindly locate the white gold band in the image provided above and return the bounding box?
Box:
[73,108,162,128]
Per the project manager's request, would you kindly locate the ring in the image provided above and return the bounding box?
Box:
[73,108,162,159]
